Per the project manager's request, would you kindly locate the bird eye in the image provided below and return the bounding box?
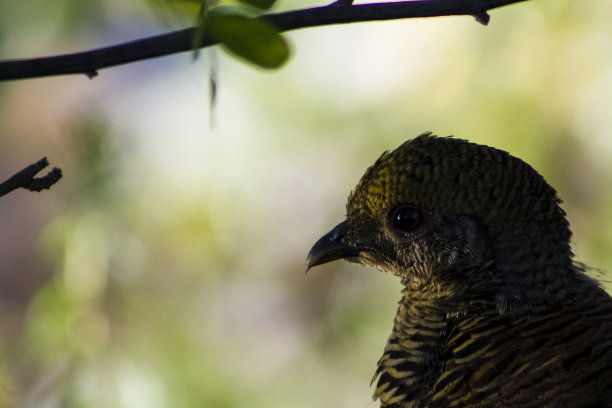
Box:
[390,206,422,232]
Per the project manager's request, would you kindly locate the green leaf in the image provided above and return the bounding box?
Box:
[238,0,276,10]
[209,12,289,69]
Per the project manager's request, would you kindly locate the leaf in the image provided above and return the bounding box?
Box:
[209,12,289,69]
[238,0,276,10]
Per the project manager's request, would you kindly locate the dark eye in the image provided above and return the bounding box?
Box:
[391,206,422,232]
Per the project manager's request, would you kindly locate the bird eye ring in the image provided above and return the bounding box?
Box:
[390,205,422,232]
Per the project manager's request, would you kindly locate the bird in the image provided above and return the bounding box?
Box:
[305,133,612,408]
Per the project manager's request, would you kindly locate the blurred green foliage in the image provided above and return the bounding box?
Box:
[0,0,611,407]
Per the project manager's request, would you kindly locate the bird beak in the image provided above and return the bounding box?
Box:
[305,220,360,273]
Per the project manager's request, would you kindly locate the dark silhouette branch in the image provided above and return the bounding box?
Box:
[0,0,528,81]
[0,158,62,198]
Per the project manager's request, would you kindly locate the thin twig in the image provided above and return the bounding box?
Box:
[0,0,528,81]
[0,158,62,198]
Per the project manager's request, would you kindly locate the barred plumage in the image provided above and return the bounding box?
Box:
[306,133,612,407]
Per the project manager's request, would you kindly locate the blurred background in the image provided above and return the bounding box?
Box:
[0,0,611,407]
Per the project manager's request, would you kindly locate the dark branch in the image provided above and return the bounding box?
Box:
[0,158,62,198]
[0,0,527,81]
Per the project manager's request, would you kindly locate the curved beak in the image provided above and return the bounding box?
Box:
[305,220,360,272]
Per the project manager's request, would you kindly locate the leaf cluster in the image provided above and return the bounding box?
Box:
[191,0,290,69]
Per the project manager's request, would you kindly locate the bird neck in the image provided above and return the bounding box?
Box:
[492,234,600,313]
[373,282,499,406]
[400,252,602,320]
[489,217,583,312]
[399,277,498,317]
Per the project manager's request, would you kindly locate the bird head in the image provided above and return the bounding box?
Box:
[306,133,580,309]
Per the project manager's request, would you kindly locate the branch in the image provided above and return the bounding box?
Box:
[0,158,62,198]
[0,0,527,81]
